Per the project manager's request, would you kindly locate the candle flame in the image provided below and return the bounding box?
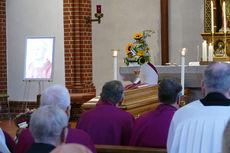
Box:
[181,48,186,56]
[112,49,119,57]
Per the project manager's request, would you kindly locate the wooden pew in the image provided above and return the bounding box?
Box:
[95,145,167,153]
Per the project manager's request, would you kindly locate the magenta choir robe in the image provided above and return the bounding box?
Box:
[76,101,135,145]
[129,104,177,147]
[14,128,96,153]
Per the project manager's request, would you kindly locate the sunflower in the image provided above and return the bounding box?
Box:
[137,51,146,56]
[146,46,150,51]
[126,44,133,54]
[137,56,146,65]
[133,33,143,40]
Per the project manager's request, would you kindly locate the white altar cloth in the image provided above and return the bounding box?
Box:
[155,65,207,88]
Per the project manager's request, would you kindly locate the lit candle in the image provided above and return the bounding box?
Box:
[202,40,207,61]
[211,0,214,33]
[181,48,186,96]
[96,5,101,13]
[208,43,213,61]
[223,1,227,33]
[112,49,119,80]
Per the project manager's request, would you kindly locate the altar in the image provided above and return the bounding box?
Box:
[155,65,207,102]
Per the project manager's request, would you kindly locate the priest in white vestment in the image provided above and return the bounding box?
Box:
[167,62,230,153]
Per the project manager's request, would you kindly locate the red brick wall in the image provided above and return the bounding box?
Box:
[0,0,7,94]
[63,0,95,94]
[0,0,8,118]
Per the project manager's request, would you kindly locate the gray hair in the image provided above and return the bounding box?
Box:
[30,105,68,143]
[204,62,230,93]
[101,80,124,104]
[158,78,182,105]
[40,85,70,111]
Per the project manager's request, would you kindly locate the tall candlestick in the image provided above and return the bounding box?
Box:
[202,40,207,61]
[112,50,119,80]
[181,48,186,96]
[211,0,214,34]
[223,1,227,33]
[208,43,213,61]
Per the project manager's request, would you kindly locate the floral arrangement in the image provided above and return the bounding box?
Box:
[14,108,36,128]
[124,30,154,66]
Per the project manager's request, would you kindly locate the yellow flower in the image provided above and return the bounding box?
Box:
[146,46,150,51]
[133,33,143,39]
[126,44,133,54]
[137,51,146,56]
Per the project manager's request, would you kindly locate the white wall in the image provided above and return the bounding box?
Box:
[169,0,204,64]
[92,0,161,95]
[7,0,65,101]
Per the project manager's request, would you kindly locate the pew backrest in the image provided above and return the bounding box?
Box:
[95,145,167,153]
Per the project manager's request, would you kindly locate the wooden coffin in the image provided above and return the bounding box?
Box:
[81,85,159,118]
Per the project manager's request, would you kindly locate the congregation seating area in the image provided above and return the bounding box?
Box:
[1,120,168,153]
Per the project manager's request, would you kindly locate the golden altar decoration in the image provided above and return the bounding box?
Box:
[201,0,230,62]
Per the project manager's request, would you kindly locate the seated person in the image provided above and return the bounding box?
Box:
[167,62,230,153]
[222,120,230,153]
[77,80,135,145]
[51,144,92,153]
[25,105,68,153]
[15,85,96,153]
[129,78,181,147]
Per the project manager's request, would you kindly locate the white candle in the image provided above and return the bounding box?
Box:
[223,1,227,33]
[211,0,214,33]
[202,41,207,61]
[112,50,119,80]
[181,48,186,96]
[208,43,213,61]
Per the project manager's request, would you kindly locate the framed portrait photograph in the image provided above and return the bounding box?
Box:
[24,37,55,81]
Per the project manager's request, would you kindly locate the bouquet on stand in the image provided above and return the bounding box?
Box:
[124,30,154,66]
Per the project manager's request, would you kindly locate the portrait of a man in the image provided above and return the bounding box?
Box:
[24,37,54,80]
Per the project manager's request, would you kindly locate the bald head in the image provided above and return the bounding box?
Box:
[204,62,230,94]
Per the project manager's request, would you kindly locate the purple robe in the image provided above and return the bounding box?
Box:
[3,130,15,153]
[76,102,135,145]
[14,128,96,153]
[129,104,176,147]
